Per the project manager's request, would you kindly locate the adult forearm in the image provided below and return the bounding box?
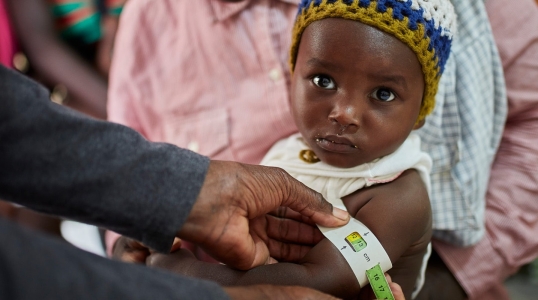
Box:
[0,66,209,252]
[0,218,229,300]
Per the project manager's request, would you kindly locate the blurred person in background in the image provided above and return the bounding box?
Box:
[5,0,127,119]
[0,0,15,68]
[1,0,126,247]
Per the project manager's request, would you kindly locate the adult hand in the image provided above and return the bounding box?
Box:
[112,208,324,264]
[251,206,326,262]
[224,284,340,300]
[178,160,350,270]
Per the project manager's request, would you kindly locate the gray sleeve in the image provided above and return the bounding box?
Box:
[0,66,209,252]
[0,218,230,300]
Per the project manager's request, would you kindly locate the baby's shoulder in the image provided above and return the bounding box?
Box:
[344,169,431,252]
[344,169,429,218]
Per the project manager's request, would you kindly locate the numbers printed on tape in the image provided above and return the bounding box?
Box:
[320,217,392,289]
[365,263,395,300]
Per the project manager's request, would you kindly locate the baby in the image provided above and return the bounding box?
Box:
[149,0,456,299]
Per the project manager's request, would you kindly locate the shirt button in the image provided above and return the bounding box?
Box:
[268,68,281,82]
[187,141,199,153]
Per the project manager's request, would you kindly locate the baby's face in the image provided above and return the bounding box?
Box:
[290,18,425,168]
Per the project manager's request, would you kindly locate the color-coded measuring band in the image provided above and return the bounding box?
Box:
[366,263,395,300]
[318,217,392,287]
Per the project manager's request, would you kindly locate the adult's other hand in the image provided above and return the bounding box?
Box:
[178,160,350,270]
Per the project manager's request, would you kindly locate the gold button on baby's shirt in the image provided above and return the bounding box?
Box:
[187,141,199,153]
[299,149,320,163]
[268,68,281,82]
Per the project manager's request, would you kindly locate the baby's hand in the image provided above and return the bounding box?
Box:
[112,236,182,264]
[112,236,150,264]
[146,248,200,277]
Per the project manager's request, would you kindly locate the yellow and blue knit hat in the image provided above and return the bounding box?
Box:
[290,0,457,122]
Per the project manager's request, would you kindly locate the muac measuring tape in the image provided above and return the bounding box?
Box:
[318,198,395,300]
[366,263,396,300]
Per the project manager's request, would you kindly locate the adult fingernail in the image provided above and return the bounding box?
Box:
[265,256,278,265]
[332,207,350,221]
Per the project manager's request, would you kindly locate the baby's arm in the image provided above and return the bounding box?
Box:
[346,169,432,299]
[148,169,430,299]
[149,238,360,298]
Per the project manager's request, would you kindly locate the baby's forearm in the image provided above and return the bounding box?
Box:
[196,261,313,287]
[191,259,359,299]
[170,250,320,287]
[147,249,314,286]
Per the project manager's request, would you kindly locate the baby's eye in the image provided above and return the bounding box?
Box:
[370,88,396,102]
[312,75,336,89]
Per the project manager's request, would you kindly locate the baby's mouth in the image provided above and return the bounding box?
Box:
[315,135,358,153]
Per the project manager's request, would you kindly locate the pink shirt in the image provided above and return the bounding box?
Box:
[107,0,300,256]
[0,0,16,68]
[108,0,299,164]
[434,0,538,298]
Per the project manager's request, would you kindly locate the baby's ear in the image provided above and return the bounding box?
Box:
[413,118,426,130]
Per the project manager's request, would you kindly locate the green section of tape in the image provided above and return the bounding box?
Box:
[365,263,395,300]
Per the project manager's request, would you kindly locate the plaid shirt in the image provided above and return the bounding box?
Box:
[417,0,507,246]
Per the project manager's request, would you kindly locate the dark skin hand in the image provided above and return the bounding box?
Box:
[250,206,327,262]
[113,206,326,263]
[175,160,349,270]
[110,160,351,269]
[6,0,107,119]
[148,169,431,300]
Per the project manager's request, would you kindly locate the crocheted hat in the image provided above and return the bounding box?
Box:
[290,0,457,122]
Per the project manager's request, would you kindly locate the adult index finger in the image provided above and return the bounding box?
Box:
[274,168,350,227]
